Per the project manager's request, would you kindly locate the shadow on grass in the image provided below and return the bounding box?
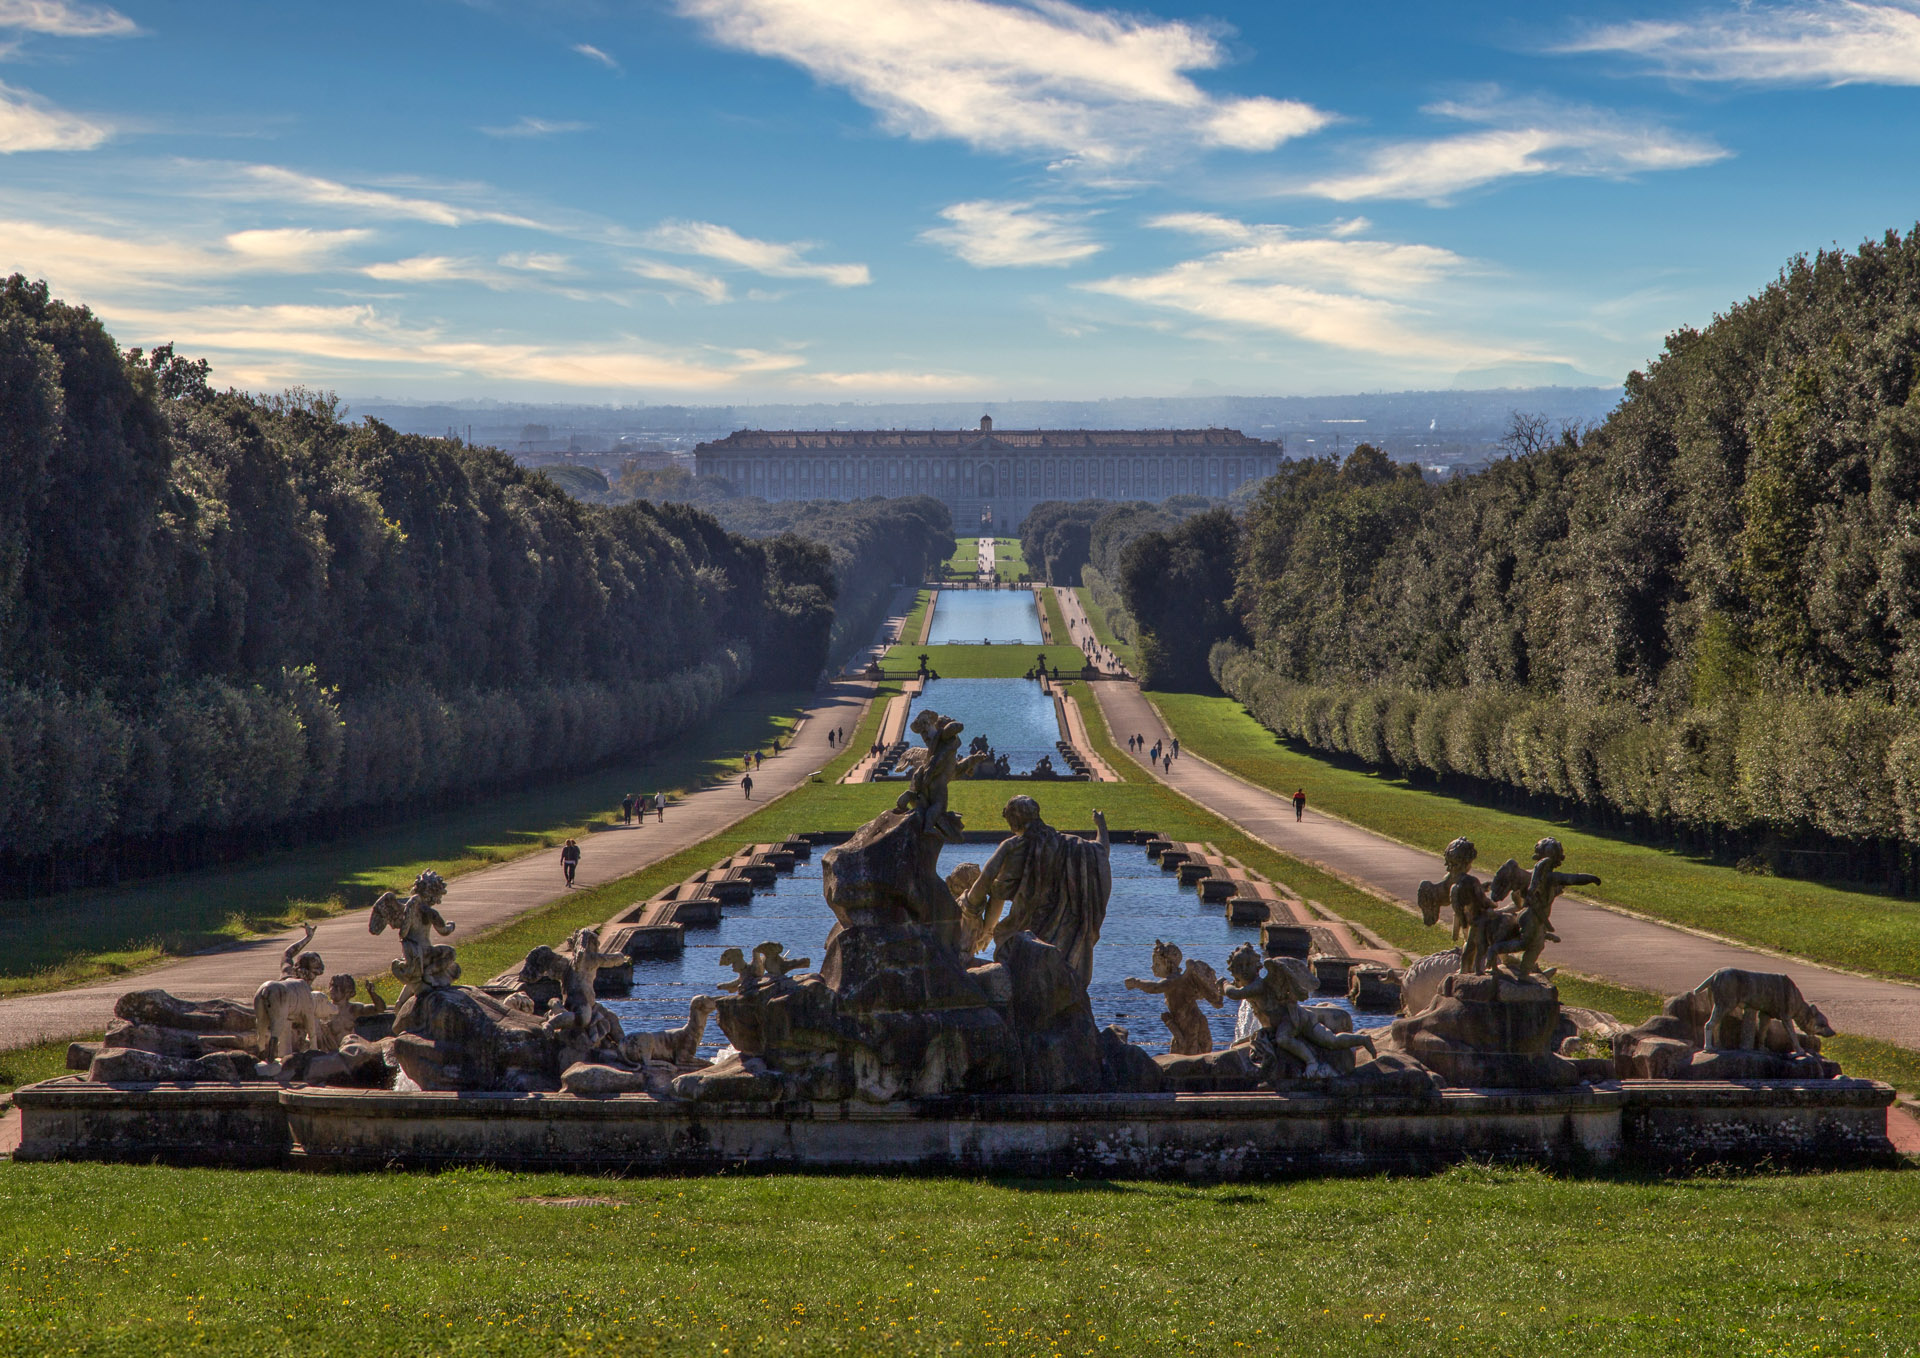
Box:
[0,690,809,992]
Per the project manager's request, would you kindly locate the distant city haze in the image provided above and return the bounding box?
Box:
[358,386,1620,480]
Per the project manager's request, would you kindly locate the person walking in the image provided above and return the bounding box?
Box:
[621,792,634,825]
[1292,788,1306,822]
[653,791,666,821]
[828,728,836,749]
[1171,738,1180,760]
[742,773,755,799]
[561,838,581,888]
[1162,752,1172,775]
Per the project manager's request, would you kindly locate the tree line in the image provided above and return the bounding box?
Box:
[0,277,834,893]
[1186,228,1920,888]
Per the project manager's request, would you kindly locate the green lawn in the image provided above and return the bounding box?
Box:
[0,692,808,1001]
[1151,690,1920,987]
[1040,587,1070,646]
[0,1162,1915,1354]
[1076,585,1138,670]
[946,536,981,576]
[883,642,1087,679]
[991,538,1029,581]
[895,588,934,647]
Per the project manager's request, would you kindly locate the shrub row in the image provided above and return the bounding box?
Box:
[0,645,747,860]
[1212,641,1920,845]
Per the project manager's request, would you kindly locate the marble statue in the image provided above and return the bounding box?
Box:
[895,708,991,837]
[947,863,990,954]
[253,974,330,1062]
[963,797,1111,988]
[279,922,324,985]
[717,947,756,994]
[1124,941,1224,1055]
[1224,943,1376,1079]
[751,941,810,987]
[370,870,459,1002]
[1692,969,1834,1054]
[1417,837,1530,974]
[621,994,718,1067]
[1488,838,1595,981]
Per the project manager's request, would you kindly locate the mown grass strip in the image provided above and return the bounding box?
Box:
[1151,689,1920,986]
[0,1161,1916,1353]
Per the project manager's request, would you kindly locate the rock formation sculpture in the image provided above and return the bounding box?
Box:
[1123,941,1223,1055]
[672,711,1134,1104]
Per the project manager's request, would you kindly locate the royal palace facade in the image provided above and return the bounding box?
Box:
[693,417,1284,533]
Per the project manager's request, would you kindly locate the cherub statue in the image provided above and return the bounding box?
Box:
[894,708,991,838]
[523,945,620,1055]
[279,922,324,985]
[1124,941,1224,1055]
[368,870,459,1003]
[1418,837,1530,974]
[1489,837,1597,982]
[565,927,628,998]
[316,974,386,1051]
[717,947,757,994]
[750,941,810,988]
[1224,943,1376,1080]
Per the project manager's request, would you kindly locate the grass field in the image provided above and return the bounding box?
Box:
[1040,587,1070,646]
[883,641,1087,679]
[0,692,809,1003]
[0,1161,1915,1354]
[947,536,982,576]
[1149,691,1920,986]
[990,537,1029,581]
[1076,586,1137,671]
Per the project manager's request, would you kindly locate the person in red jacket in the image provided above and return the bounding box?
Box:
[1292,789,1306,822]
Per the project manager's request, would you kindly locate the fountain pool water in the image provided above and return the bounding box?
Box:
[603,843,1392,1057]
[905,677,1061,775]
[925,588,1043,644]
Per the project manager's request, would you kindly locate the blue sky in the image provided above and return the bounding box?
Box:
[2,0,1918,402]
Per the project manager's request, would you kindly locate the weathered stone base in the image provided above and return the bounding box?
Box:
[11,1077,1897,1176]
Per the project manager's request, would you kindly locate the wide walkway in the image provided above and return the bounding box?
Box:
[0,679,873,1050]
[1054,586,1129,677]
[1093,680,1920,1050]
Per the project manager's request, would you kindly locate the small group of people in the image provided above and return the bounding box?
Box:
[1123,732,1179,775]
[620,791,668,825]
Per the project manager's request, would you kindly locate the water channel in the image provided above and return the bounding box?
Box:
[905,677,1061,775]
[924,588,1044,645]
[602,843,1392,1058]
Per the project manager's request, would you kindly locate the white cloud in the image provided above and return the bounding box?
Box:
[224,227,371,266]
[229,165,547,229]
[646,218,869,286]
[103,300,775,391]
[0,80,106,152]
[628,257,732,302]
[0,218,370,291]
[675,0,1331,167]
[0,0,135,36]
[499,252,571,273]
[1564,2,1920,84]
[572,42,620,71]
[805,369,980,391]
[361,255,505,286]
[1084,216,1521,362]
[480,116,592,138]
[1303,96,1726,203]
[921,200,1102,268]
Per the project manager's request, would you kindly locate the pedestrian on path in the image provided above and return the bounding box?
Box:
[621,792,634,825]
[654,792,666,821]
[743,773,754,799]
[828,728,836,748]
[561,838,581,887]
[1172,738,1180,759]
[1162,753,1172,775]
[1292,788,1306,822]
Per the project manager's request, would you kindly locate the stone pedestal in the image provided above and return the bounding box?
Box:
[1389,972,1580,1089]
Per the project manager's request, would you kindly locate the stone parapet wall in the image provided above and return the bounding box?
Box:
[14,1077,1895,1176]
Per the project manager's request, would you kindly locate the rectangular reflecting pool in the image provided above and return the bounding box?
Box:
[906,677,1061,775]
[925,588,1043,644]
[603,843,1391,1057]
